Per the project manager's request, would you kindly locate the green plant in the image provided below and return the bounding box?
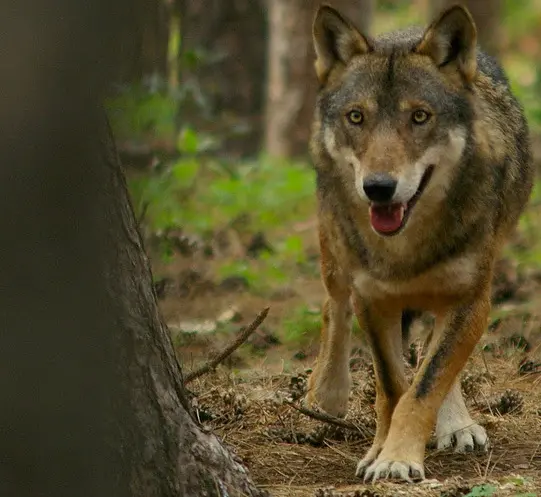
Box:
[281,306,322,345]
[106,86,178,142]
[465,484,497,497]
[217,257,288,293]
[130,153,316,236]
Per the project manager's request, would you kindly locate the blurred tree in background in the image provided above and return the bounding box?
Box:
[264,0,375,158]
[116,0,170,84]
[178,0,268,157]
[431,0,502,56]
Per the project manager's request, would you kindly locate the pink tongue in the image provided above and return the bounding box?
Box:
[369,204,405,233]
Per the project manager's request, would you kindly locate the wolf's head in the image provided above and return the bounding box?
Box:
[312,4,478,237]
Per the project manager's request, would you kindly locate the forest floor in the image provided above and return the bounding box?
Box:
[148,184,541,496]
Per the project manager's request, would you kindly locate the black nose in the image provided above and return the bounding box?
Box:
[363,174,397,203]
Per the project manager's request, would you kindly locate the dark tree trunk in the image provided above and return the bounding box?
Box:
[119,0,170,83]
[431,0,502,57]
[0,0,267,494]
[178,0,268,157]
[264,0,374,158]
[101,121,267,497]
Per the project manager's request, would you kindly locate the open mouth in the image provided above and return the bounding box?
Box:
[368,166,435,237]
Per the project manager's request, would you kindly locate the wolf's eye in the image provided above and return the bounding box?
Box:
[412,110,430,125]
[347,110,364,125]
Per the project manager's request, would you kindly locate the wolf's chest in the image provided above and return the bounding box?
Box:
[352,252,479,305]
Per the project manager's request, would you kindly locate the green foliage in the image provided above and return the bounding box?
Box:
[465,484,498,497]
[505,180,541,268]
[216,235,311,294]
[508,65,541,130]
[129,151,316,237]
[218,258,287,292]
[280,305,364,346]
[201,156,315,231]
[281,306,322,345]
[106,87,178,142]
[278,235,307,265]
[502,0,541,40]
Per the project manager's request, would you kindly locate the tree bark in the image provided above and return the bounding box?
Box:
[101,121,267,497]
[264,0,374,159]
[430,0,502,57]
[0,0,267,494]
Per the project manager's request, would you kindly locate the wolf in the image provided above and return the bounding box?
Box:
[305,3,534,483]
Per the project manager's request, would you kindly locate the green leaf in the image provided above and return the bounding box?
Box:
[172,159,199,188]
[178,127,199,154]
[465,484,498,497]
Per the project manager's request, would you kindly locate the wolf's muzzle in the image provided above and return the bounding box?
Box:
[363,174,398,203]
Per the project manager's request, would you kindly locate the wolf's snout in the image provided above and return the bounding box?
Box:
[363,174,397,203]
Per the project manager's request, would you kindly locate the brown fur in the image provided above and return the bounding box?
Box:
[305,4,534,483]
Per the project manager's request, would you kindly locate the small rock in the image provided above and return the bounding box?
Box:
[169,320,217,343]
[179,320,217,334]
[217,307,242,324]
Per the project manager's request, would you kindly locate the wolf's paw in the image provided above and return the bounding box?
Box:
[305,369,350,418]
[435,421,489,453]
[362,458,425,483]
[354,445,381,478]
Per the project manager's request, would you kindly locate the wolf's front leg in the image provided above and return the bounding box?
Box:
[353,297,408,477]
[363,290,491,483]
[305,233,352,417]
[305,297,352,416]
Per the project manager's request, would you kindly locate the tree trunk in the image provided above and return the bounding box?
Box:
[101,121,267,497]
[430,0,502,57]
[0,0,267,494]
[264,0,374,158]
[119,0,170,83]
[178,0,268,157]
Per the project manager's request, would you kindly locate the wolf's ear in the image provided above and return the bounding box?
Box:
[416,5,477,82]
[313,5,372,84]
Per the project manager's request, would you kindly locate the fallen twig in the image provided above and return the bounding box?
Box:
[183,307,270,384]
[285,400,373,439]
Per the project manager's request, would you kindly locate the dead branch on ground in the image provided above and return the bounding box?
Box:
[183,307,270,384]
[285,400,374,439]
